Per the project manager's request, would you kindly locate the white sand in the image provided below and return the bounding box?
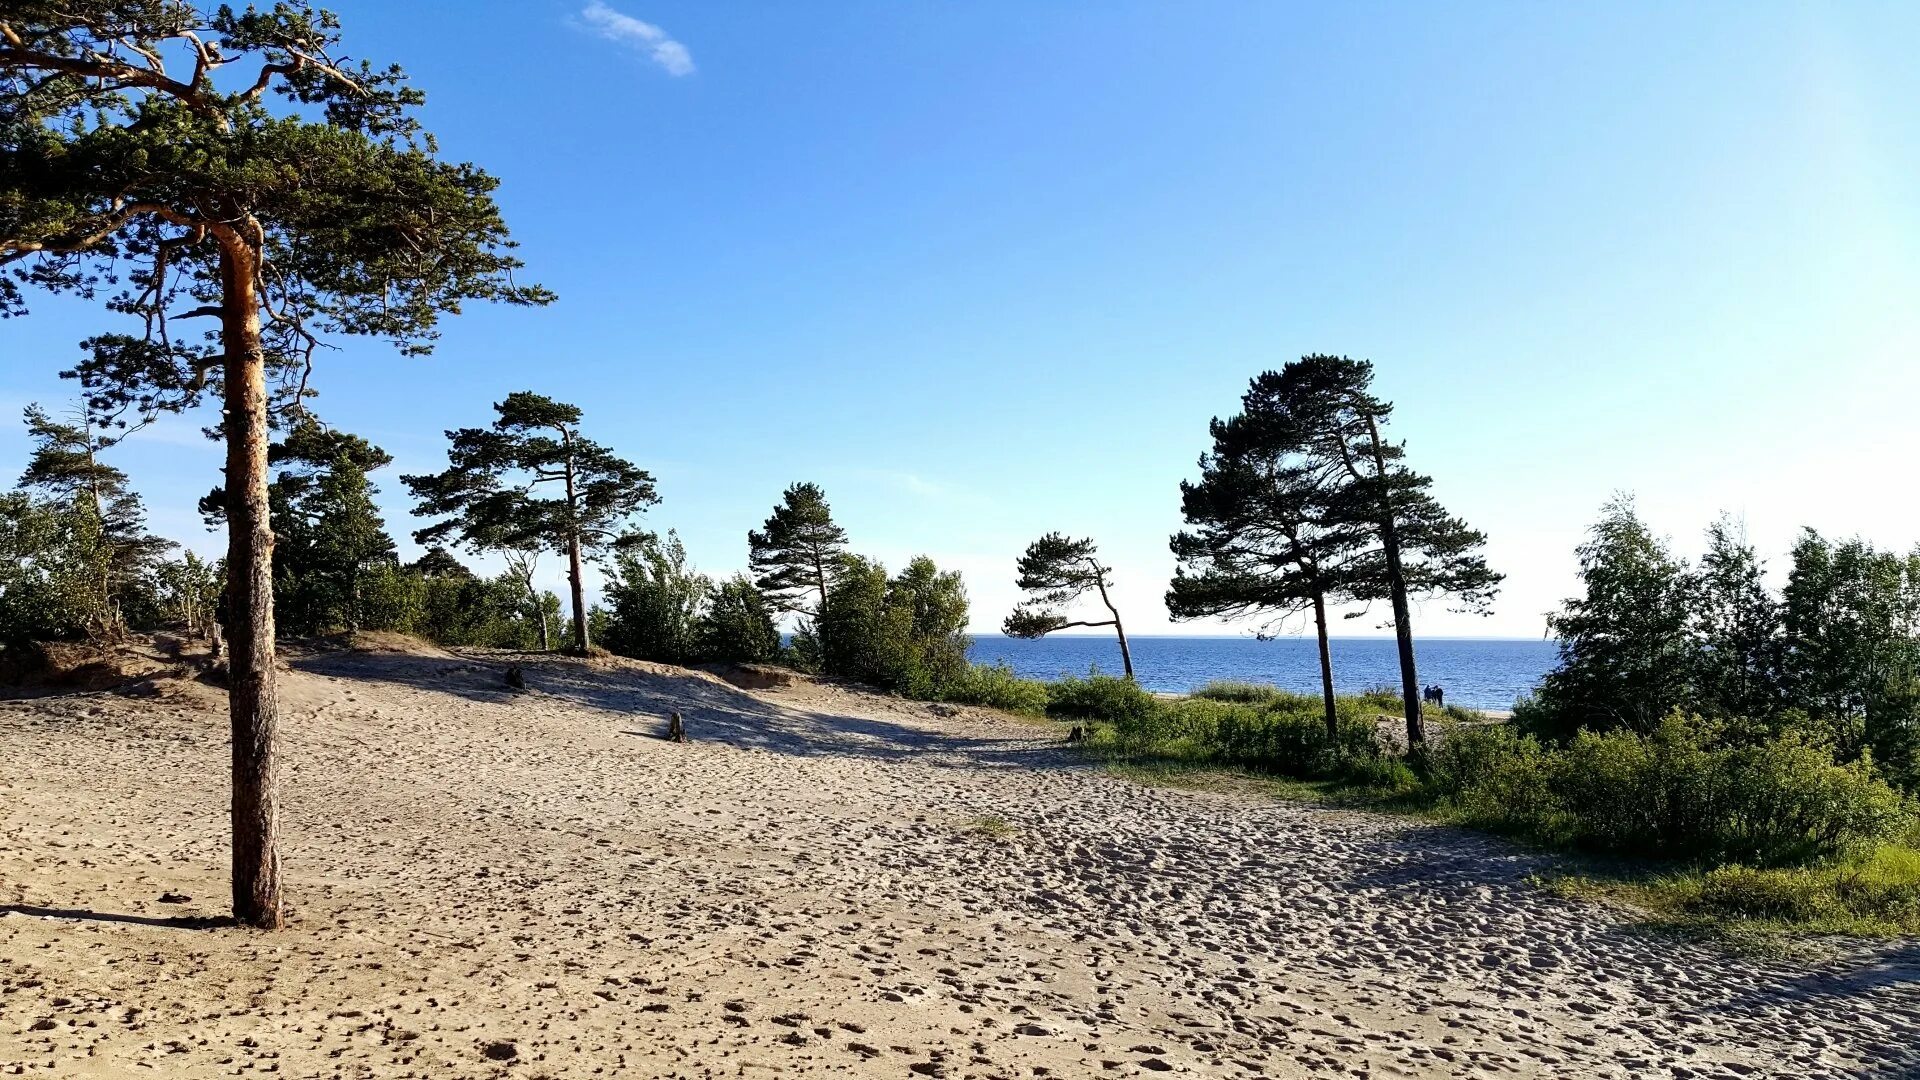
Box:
[2,643,1917,1078]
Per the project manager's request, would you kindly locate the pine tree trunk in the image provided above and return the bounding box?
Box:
[560,438,591,654]
[220,243,284,930]
[566,534,588,654]
[1312,588,1337,741]
[1362,413,1424,747]
[1092,564,1134,680]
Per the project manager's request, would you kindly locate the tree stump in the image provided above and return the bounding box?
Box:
[666,710,686,743]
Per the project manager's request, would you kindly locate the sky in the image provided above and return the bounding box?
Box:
[5,2,1919,638]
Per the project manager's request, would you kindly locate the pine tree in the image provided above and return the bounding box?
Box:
[1168,409,1370,738]
[1260,356,1500,745]
[1004,533,1134,679]
[404,392,657,654]
[2,4,549,927]
[204,417,398,635]
[18,404,172,637]
[748,483,850,620]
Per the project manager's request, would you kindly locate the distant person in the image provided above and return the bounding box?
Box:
[1433,685,1445,708]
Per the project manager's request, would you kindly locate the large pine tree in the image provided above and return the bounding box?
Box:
[1,4,550,927]
[748,482,850,620]
[404,392,657,654]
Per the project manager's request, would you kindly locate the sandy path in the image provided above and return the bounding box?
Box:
[2,647,1916,1079]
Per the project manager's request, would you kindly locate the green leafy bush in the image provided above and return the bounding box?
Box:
[1046,673,1160,729]
[932,663,1051,715]
[1429,714,1913,865]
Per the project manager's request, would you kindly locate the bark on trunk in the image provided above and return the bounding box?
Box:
[565,534,588,654]
[1092,563,1134,680]
[219,242,284,930]
[1362,413,1424,747]
[1312,588,1337,741]
[561,443,590,654]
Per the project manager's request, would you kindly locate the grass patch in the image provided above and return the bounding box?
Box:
[959,815,1017,840]
[1539,842,1920,939]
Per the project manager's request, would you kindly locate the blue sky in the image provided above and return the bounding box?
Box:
[5,2,1919,637]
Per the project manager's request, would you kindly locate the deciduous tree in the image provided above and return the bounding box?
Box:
[1,2,550,926]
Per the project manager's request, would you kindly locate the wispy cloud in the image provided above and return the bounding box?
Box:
[577,2,695,77]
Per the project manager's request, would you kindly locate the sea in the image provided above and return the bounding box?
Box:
[965,635,1560,711]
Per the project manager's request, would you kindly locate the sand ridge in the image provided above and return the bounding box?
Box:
[2,646,1917,1078]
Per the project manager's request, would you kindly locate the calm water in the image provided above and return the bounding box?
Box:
[966,635,1560,710]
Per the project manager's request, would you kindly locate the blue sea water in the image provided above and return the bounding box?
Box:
[965,635,1560,711]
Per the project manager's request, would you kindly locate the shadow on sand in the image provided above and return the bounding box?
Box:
[1,903,232,930]
[286,645,1081,773]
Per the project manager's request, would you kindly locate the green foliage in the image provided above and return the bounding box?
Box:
[0,491,97,649]
[1045,672,1160,728]
[1691,516,1786,722]
[1533,496,1694,738]
[1781,530,1920,784]
[748,482,849,618]
[599,531,711,665]
[813,554,971,694]
[1193,680,1307,705]
[14,404,173,637]
[931,663,1051,715]
[1530,503,1920,793]
[699,574,782,664]
[352,563,544,649]
[404,392,657,652]
[1003,532,1125,639]
[1429,715,1912,865]
[268,421,399,635]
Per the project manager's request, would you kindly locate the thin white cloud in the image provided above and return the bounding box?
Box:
[578,2,695,77]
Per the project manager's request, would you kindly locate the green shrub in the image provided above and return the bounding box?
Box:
[932,663,1050,715]
[1194,680,1289,705]
[1046,673,1160,729]
[1429,714,1914,865]
[1427,723,1561,831]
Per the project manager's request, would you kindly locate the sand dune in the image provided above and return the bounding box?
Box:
[2,646,1917,1078]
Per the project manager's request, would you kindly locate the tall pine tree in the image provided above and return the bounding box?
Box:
[2,3,550,926]
[404,392,657,654]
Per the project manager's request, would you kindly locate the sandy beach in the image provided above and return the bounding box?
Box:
[3,641,1917,1079]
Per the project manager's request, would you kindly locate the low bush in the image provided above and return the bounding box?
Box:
[1429,714,1913,865]
[933,663,1051,716]
[1046,673,1160,729]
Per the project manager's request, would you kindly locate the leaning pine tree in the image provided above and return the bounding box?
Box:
[404,392,658,655]
[0,4,551,927]
[1275,356,1501,745]
[1167,410,1372,739]
[1003,533,1135,679]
